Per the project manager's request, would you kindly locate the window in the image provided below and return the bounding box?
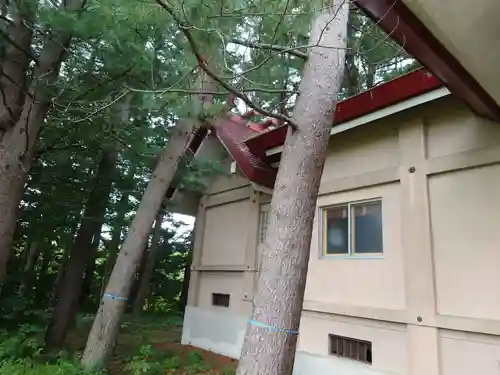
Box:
[258,205,270,243]
[322,199,383,256]
[329,334,372,364]
[212,293,230,307]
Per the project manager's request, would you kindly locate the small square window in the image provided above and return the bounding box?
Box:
[212,293,230,307]
[322,199,383,257]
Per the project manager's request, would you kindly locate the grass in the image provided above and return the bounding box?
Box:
[0,313,237,375]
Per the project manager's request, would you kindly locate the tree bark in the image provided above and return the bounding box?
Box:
[0,0,86,282]
[127,241,149,312]
[133,212,164,315]
[45,148,118,348]
[80,230,102,309]
[48,246,70,306]
[18,241,40,296]
[236,3,348,375]
[81,119,193,369]
[0,0,34,131]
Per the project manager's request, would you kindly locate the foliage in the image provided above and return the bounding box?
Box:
[0,325,105,375]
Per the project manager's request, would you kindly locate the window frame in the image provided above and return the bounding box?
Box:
[320,197,384,259]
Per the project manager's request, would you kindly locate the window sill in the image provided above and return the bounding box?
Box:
[320,254,385,260]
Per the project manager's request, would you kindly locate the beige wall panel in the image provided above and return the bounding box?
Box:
[197,272,250,314]
[322,126,399,182]
[429,165,500,319]
[440,330,500,375]
[299,313,408,374]
[201,200,249,267]
[306,183,406,310]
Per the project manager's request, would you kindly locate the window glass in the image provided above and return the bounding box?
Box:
[352,201,383,254]
[325,206,349,254]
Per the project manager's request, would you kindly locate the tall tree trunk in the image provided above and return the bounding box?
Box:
[0,0,86,282]
[18,241,40,296]
[365,63,376,90]
[35,244,52,305]
[0,0,34,131]
[82,119,193,369]
[133,212,164,315]
[236,3,348,375]
[48,247,70,306]
[45,148,118,348]
[80,231,102,309]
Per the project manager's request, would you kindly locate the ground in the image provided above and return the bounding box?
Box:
[68,314,237,375]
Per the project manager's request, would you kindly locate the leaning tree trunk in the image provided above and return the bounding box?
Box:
[133,212,164,315]
[236,3,348,375]
[45,147,118,348]
[0,0,86,282]
[81,119,193,369]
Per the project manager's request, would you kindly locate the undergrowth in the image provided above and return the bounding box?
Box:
[0,324,104,375]
[0,314,235,375]
[126,344,236,375]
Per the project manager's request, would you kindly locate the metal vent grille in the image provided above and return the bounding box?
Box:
[329,334,372,364]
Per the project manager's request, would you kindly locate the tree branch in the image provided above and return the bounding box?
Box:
[229,39,308,60]
[0,28,38,64]
[126,87,299,96]
[155,0,298,130]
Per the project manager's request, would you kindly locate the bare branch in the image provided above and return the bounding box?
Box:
[126,87,299,96]
[229,39,308,60]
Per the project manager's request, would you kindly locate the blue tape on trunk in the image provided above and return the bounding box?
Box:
[104,293,128,301]
[248,319,298,334]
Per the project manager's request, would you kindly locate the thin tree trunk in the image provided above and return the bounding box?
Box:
[18,241,40,296]
[48,247,70,305]
[133,212,164,315]
[35,244,52,305]
[80,231,102,309]
[0,0,86,282]
[365,63,376,90]
[82,119,193,369]
[45,149,118,348]
[236,3,348,375]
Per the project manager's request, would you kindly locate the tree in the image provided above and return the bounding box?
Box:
[236,1,348,374]
[81,118,193,368]
[0,0,86,281]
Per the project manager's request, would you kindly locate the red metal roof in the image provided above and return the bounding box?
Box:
[245,68,441,159]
